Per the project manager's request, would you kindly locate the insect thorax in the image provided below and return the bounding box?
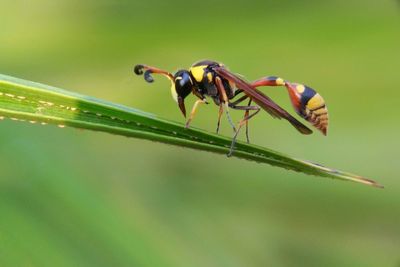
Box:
[189,61,235,99]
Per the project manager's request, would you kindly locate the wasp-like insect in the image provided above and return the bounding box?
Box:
[134,60,328,156]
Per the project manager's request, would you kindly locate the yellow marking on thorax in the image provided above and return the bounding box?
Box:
[207,72,213,82]
[190,65,207,82]
[307,93,325,110]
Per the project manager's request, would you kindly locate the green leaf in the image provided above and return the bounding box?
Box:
[0,74,382,188]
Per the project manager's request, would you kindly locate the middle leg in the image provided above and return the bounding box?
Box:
[228,94,253,143]
[215,76,237,132]
[216,94,249,134]
[227,103,260,157]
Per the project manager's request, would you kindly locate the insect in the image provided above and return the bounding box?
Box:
[134,60,328,156]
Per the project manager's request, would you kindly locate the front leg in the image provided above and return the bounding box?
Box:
[185,98,208,128]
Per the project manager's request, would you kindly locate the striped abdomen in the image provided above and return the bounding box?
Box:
[286,83,328,135]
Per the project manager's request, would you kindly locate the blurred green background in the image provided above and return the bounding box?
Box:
[0,0,399,266]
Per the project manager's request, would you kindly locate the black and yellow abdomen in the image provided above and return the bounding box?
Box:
[298,85,328,135]
[286,83,328,135]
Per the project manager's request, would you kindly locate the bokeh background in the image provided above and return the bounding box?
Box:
[0,0,399,266]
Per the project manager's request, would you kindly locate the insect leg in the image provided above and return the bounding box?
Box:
[217,94,249,133]
[225,107,236,132]
[227,95,253,143]
[185,98,208,128]
[230,94,249,106]
[233,89,244,97]
[245,99,253,143]
[216,104,223,134]
[215,77,236,132]
[227,104,260,157]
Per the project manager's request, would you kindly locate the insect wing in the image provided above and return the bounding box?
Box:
[214,67,312,135]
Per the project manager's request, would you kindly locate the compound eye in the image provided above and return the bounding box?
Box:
[178,76,188,87]
[174,73,192,99]
[175,77,187,93]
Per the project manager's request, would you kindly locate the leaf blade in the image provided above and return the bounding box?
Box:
[0,74,383,188]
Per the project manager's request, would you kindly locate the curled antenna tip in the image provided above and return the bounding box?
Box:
[134,65,144,75]
[144,70,154,83]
